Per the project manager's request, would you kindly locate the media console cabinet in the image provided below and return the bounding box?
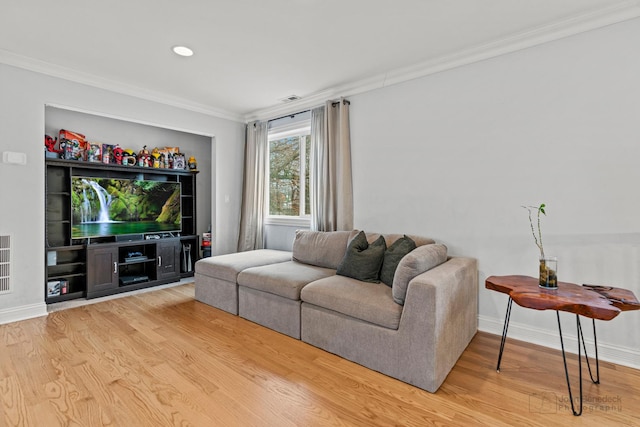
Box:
[45,158,199,304]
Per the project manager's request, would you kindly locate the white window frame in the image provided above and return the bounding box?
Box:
[265,121,311,227]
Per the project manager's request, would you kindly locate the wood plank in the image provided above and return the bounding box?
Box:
[0,283,638,426]
[485,275,624,320]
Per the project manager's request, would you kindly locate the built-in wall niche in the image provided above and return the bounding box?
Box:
[44,106,212,238]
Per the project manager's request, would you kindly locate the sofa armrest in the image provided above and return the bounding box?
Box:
[400,256,478,373]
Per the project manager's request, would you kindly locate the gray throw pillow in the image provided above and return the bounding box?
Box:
[380,235,417,287]
[336,231,387,283]
[292,230,353,269]
[392,244,448,305]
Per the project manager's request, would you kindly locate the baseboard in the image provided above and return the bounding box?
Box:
[478,315,640,370]
[0,302,48,325]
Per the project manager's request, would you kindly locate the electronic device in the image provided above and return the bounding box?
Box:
[124,251,148,262]
[70,177,181,239]
[116,234,144,242]
[182,243,192,273]
[119,275,149,286]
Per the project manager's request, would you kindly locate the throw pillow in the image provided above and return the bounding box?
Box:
[392,244,448,305]
[292,230,354,269]
[380,235,417,287]
[336,231,387,283]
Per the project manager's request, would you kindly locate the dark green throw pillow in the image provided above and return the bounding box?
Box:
[336,231,387,283]
[380,235,417,287]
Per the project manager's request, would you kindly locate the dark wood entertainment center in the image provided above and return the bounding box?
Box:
[45,158,199,303]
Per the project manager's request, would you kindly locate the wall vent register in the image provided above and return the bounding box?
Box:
[0,235,11,294]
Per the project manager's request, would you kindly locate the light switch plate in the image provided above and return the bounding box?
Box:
[2,151,27,165]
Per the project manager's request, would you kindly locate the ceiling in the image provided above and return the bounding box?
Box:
[2,0,639,121]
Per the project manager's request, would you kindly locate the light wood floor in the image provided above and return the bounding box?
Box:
[1,284,638,426]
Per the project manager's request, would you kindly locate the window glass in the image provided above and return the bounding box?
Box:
[269,136,301,216]
[267,122,310,219]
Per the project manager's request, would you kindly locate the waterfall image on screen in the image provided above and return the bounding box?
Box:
[71,177,181,238]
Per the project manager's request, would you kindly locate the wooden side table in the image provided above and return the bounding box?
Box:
[485,275,639,416]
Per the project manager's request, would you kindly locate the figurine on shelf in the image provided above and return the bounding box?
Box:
[112,145,124,165]
[44,135,60,158]
[123,149,137,166]
[86,143,102,162]
[188,155,198,171]
[59,129,87,161]
[44,135,57,151]
[152,152,160,168]
[102,144,115,164]
[138,145,151,167]
[173,153,186,170]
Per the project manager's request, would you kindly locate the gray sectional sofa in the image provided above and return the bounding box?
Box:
[194,230,478,393]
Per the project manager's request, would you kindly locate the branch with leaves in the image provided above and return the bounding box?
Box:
[522,203,546,259]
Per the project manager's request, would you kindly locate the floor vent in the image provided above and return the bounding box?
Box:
[0,235,10,294]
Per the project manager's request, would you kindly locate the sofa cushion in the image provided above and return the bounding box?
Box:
[194,249,292,282]
[292,230,354,269]
[380,235,417,287]
[392,244,448,305]
[336,231,387,283]
[238,261,335,300]
[301,275,403,330]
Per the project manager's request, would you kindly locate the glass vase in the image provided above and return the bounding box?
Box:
[539,256,558,289]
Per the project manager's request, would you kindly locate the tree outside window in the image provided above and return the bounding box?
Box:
[268,131,310,217]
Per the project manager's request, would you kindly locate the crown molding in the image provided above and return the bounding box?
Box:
[0,49,244,123]
[244,0,640,123]
[3,1,639,125]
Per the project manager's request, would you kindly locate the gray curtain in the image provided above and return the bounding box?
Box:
[237,121,268,251]
[310,99,353,231]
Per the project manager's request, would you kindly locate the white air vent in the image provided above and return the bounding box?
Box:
[279,95,301,103]
[0,235,10,294]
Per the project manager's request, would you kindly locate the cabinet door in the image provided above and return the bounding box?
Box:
[157,241,180,281]
[87,246,119,296]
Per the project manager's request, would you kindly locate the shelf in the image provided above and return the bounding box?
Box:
[48,244,86,251]
[48,260,84,266]
[46,158,198,176]
[46,291,85,304]
[48,272,85,280]
[119,259,155,266]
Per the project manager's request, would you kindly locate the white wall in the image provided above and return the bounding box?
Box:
[349,18,640,368]
[0,63,245,323]
[264,224,306,251]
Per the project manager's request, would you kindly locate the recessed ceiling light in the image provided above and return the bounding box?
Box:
[172,46,194,57]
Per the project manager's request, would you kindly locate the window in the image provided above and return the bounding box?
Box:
[267,117,311,223]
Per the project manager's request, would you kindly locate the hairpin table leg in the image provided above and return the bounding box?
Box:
[496,297,513,372]
[580,318,600,384]
[557,312,597,416]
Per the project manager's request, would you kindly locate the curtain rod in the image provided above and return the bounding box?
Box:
[257,98,351,126]
[267,109,311,124]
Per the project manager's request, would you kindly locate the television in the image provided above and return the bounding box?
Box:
[71,177,181,239]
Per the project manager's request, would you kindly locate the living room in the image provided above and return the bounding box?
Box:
[1,1,640,425]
